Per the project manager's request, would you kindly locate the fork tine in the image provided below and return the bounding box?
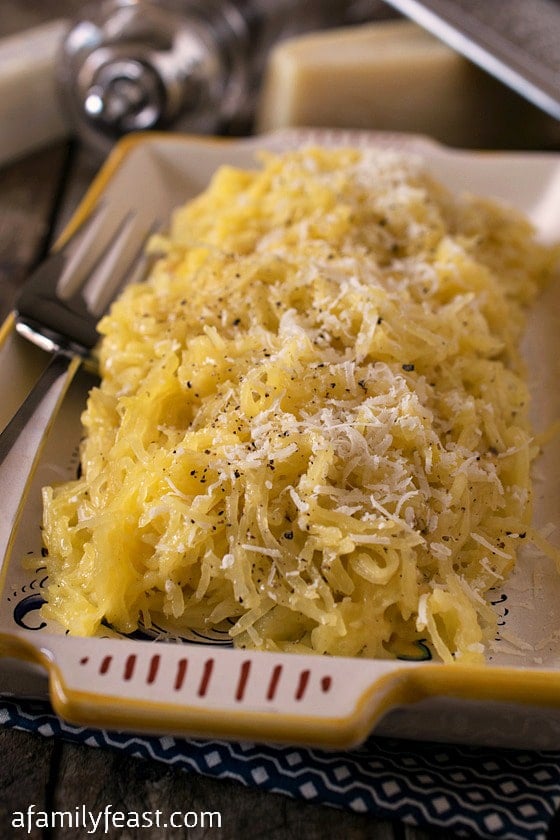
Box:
[55,202,109,299]
[122,223,161,289]
[75,211,135,315]
[80,216,161,317]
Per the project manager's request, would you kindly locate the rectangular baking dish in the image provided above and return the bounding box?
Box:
[1,129,560,749]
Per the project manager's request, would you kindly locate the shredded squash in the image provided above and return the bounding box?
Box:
[40,147,558,662]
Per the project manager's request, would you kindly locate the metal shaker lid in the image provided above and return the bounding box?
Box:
[82,58,166,133]
[58,0,249,154]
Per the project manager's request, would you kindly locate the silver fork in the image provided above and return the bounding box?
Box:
[0,206,158,568]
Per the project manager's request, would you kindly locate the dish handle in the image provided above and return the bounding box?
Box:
[0,629,422,747]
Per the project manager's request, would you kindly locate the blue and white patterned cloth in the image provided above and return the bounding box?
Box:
[2,698,560,840]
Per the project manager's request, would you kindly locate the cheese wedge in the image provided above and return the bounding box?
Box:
[256,19,560,148]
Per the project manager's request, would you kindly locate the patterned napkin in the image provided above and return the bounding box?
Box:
[2,697,559,840]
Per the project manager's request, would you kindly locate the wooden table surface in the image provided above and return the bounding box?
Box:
[1,4,558,840]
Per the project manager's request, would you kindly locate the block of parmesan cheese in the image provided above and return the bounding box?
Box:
[256,19,560,149]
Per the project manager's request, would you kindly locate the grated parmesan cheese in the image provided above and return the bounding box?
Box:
[40,146,559,663]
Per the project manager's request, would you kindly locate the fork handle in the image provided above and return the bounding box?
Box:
[0,351,80,570]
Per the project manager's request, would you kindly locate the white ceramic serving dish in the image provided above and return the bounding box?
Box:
[1,129,560,749]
